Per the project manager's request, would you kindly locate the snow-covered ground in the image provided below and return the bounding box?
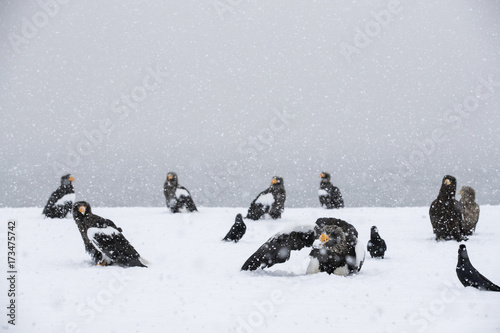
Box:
[1,205,500,332]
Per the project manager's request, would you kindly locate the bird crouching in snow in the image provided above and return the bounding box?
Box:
[43,174,76,218]
[222,214,246,242]
[367,226,387,258]
[72,201,147,267]
[456,244,500,292]
[318,172,344,209]
[459,186,480,236]
[163,172,198,213]
[429,175,465,241]
[241,217,364,276]
[246,176,286,220]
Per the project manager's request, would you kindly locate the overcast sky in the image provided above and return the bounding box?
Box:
[1,0,500,208]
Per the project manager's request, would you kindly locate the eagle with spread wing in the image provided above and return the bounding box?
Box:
[242,218,364,276]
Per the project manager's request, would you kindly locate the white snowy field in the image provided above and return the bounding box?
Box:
[1,205,500,333]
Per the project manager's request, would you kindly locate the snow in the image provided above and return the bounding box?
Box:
[272,225,313,239]
[175,188,190,199]
[87,226,119,239]
[54,193,75,206]
[255,193,275,206]
[333,264,349,277]
[306,257,320,275]
[1,205,500,332]
[354,240,366,269]
[318,189,328,196]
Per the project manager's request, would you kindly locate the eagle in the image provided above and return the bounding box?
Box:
[163,172,198,213]
[72,201,147,267]
[458,186,480,236]
[246,176,286,220]
[43,174,75,218]
[318,172,344,209]
[242,218,364,276]
[429,175,465,241]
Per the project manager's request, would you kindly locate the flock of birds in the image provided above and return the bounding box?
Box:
[41,172,499,292]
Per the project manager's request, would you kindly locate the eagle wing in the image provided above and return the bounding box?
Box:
[87,227,146,267]
[241,226,315,271]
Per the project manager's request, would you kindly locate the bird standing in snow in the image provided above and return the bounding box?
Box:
[456,244,500,291]
[43,174,75,218]
[222,213,246,242]
[429,175,465,241]
[163,172,198,213]
[459,186,480,236]
[242,217,364,276]
[367,226,387,258]
[318,172,344,209]
[72,201,147,267]
[245,176,286,220]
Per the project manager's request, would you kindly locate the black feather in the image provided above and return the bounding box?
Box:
[429,175,465,241]
[241,218,364,275]
[319,172,344,209]
[367,226,387,258]
[222,214,247,242]
[241,227,315,270]
[163,172,197,213]
[89,228,147,267]
[73,201,146,267]
[456,245,500,292]
[246,177,286,220]
[43,174,74,218]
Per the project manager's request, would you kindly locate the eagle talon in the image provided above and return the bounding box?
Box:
[97,260,108,266]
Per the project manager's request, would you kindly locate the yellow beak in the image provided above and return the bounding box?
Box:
[444,179,451,185]
[319,173,324,178]
[271,178,277,185]
[319,233,330,243]
[78,206,86,215]
[68,176,75,182]
[168,175,173,180]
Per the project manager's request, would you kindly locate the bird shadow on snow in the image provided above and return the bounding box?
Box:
[69,259,150,269]
[242,269,305,278]
[62,259,102,268]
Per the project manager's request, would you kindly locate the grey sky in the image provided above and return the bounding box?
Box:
[1,0,499,208]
